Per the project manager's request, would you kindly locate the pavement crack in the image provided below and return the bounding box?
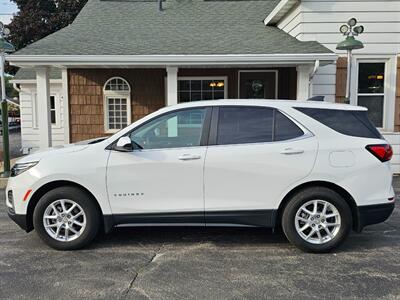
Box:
[123,244,164,299]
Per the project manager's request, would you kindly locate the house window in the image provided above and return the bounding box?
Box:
[50,96,56,124]
[357,62,385,128]
[32,94,59,128]
[178,77,227,103]
[103,77,131,133]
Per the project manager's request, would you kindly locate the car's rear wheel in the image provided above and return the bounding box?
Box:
[282,187,352,253]
[33,186,100,250]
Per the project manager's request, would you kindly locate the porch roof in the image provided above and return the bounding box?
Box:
[9,0,331,59]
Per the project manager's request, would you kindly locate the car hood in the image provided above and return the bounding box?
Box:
[15,137,108,164]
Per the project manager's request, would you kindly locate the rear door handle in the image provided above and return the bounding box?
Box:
[178,154,201,161]
[280,148,304,155]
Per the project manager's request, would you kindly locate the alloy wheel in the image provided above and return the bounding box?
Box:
[294,199,341,245]
[43,199,87,242]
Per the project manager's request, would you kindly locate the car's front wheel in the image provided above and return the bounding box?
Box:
[282,187,352,253]
[33,186,100,250]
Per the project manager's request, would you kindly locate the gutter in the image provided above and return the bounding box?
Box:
[308,59,320,98]
[6,54,338,67]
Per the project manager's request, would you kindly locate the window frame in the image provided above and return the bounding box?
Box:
[208,105,310,147]
[103,77,132,133]
[177,76,228,103]
[355,61,386,129]
[350,55,397,131]
[32,92,61,129]
[109,106,213,151]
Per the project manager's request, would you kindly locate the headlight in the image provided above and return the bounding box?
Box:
[10,161,38,177]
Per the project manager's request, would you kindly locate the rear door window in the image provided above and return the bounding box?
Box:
[295,107,382,139]
[216,107,304,145]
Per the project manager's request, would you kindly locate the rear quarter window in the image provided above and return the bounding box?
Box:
[295,107,382,139]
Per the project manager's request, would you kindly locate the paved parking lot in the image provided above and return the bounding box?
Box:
[0,178,399,300]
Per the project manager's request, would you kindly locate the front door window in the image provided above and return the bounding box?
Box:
[357,62,385,128]
[130,108,207,149]
[239,71,277,99]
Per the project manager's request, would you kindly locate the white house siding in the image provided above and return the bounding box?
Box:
[276,0,400,173]
[19,82,66,153]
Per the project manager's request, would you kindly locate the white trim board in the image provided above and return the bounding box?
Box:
[6,54,338,67]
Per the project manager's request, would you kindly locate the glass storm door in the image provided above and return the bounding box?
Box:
[357,62,385,128]
[239,71,277,99]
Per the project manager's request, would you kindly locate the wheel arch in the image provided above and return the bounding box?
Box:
[26,180,106,232]
[276,181,359,231]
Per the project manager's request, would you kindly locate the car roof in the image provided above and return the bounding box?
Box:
[160,99,367,112]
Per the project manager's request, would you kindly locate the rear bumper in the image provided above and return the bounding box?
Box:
[7,209,29,232]
[356,202,395,232]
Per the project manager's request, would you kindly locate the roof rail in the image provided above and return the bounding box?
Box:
[307,96,325,101]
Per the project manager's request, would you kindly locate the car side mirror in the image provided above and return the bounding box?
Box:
[114,136,133,152]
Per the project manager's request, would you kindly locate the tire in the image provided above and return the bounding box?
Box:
[33,186,100,250]
[282,187,352,253]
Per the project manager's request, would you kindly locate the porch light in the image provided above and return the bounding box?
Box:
[336,18,365,104]
[0,21,15,177]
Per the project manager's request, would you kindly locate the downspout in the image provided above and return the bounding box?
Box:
[308,59,320,98]
[12,82,21,93]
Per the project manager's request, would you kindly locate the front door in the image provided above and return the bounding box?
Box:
[204,106,318,226]
[239,71,277,99]
[106,107,211,220]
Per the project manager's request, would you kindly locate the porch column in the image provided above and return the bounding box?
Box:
[36,67,52,149]
[166,66,178,106]
[296,65,313,101]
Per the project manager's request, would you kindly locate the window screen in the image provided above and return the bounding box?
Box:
[295,107,382,139]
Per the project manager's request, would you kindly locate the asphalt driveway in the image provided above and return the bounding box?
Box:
[0,177,399,300]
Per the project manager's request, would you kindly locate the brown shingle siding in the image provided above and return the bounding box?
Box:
[335,57,347,103]
[68,68,166,143]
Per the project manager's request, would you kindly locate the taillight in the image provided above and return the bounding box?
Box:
[366,144,393,162]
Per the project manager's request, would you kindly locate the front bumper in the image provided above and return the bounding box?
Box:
[356,202,395,232]
[7,208,29,232]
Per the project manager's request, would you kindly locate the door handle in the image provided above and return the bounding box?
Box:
[280,148,304,155]
[178,154,201,161]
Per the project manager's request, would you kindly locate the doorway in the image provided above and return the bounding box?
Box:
[238,70,278,99]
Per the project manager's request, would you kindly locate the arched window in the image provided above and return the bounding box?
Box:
[103,77,131,132]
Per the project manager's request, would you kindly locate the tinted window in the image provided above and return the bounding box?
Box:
[217,107,273,145]
[295,107,382,139]
[130,108,207,149]
[274,111,304,141]
[216,107,304,145]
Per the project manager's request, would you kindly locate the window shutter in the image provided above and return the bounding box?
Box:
[335,57,347,103]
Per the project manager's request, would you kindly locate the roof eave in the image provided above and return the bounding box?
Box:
[264,0,299,26]
[7,54,337,68]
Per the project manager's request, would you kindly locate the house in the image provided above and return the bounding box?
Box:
[7,0,400,172]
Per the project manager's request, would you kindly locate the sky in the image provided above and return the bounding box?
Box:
[0,0,17,25]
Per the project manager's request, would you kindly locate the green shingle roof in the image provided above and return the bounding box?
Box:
[13,0,331,56]
[13,68,62,80]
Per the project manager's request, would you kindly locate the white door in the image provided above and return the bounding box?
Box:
[204,106,318,226]
[107,107,210,219]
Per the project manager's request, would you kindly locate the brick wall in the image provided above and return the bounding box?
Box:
[68,69,166,142]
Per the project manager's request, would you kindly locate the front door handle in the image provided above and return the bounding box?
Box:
[178,154,201,161]
[280,148,304,155]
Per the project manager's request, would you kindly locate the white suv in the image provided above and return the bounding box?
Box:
[6,100,395,252]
